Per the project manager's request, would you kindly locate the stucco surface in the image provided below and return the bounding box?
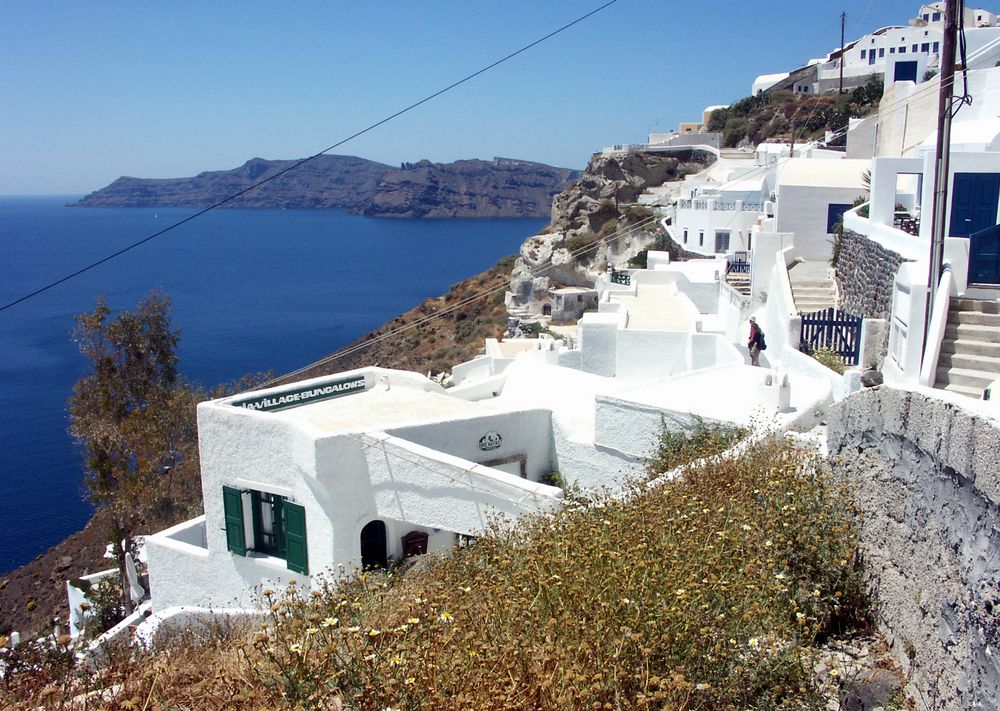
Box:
[827,387,1000,710]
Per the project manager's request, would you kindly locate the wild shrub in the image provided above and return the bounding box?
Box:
[646,416,747,478]
[4,438,867,710]
[812,346,847,375]
[234,438,865,710]
[564,232,600,258]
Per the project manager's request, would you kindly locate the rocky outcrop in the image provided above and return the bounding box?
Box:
[71,156,579,218]
[509,150,715,308]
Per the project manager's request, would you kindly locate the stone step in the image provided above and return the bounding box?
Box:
[940,382,987,398]
[793,283,837,293]
[944,323,1000,342]
[790,281,836,291]
[937,351,1000,372]
[940,338,1000,358]
[935,365,998,390]
[797,304,838,314]
[951,298,1000,314]
[947,309,1000,326]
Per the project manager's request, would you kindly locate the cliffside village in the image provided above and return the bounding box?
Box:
[24,2,1000,706]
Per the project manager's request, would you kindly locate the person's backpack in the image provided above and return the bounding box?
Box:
[758,330,767,350]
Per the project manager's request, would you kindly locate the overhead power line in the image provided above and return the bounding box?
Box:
[259,55,1000,391]
[0,0,618,314]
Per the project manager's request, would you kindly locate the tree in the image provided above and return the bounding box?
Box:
[68,290,191,614]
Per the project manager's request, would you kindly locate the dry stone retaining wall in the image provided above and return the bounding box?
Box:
[827,387,1000,710]
[835,229,910,320]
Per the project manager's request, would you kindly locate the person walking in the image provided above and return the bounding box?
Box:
[748,316,764,367]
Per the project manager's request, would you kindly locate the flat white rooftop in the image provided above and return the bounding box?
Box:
[223,372,506,435]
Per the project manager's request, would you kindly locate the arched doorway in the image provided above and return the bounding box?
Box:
[360,520,387,569]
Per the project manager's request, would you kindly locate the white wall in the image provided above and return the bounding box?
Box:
[359,432,560,539]
[719,280,753,342]
[594,395,727,460]
[674,206,758,255]
[776,184,864,261]
[147,369,565,611]
[579,313,622,377]
[387,409,555,482]
[614,331,742,384]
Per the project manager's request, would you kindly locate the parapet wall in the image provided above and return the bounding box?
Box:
[826,387,1000,710]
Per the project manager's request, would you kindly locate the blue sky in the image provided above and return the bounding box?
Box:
[2,0,922,195]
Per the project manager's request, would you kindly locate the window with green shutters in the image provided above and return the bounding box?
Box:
[222,485,247,555]
[284,502,308,575]
[222,486,307,575]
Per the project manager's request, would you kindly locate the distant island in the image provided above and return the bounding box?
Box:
[70,155,581,218]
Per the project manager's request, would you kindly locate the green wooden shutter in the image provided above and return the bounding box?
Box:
[222,486,247,556]
[284,501,308,575]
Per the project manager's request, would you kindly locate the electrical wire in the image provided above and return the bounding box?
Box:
[0,0,618,314]
[258,211,663,388]
[254,56,1000,392]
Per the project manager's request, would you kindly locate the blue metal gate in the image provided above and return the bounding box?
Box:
[799,307,863,365]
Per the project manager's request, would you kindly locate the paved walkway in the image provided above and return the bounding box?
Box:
[612,285,697,331]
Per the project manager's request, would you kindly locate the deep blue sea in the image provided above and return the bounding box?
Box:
[0,196,543,575]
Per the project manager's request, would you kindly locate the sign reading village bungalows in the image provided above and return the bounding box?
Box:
[231,375,367,413]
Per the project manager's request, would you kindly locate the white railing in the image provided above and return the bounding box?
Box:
[677,200,764,212]
[919,264,954,387]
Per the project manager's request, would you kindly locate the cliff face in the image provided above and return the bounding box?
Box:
[509,149,715,303]
[362,158,579,218]
[71,156,579,218]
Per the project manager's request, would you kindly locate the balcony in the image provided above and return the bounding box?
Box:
[677,199,764,212]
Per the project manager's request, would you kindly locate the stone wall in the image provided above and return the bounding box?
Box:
[835,229,910,320]
[827,387,1000,710]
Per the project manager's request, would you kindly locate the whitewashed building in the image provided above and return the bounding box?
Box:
[144,369,563,610]
[773,158,870,262]
[753,4,1000,97]
[843,70,1000,390]
[141,246,849,619]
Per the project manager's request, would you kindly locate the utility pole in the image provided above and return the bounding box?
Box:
[839,12,846,94]
[789,119,796,158]
[926,0,959,329]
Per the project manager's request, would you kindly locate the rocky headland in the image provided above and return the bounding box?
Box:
[71,155,580,218]
[509,149,715,306]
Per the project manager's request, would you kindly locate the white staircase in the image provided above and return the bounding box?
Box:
[935,298,1000,398]
[725,269,751,296]
[788,260,838,313]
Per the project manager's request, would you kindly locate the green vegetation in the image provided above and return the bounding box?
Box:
[564,232,600,259]
[646,417,747,479]
[811,346,848,375]
[1,432,869,710]
[707,77,884,148]
[68,291,202,615]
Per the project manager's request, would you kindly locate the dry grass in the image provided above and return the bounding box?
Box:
[2,436,866,710]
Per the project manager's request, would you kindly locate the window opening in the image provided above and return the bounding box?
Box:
[252,490,286,557]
